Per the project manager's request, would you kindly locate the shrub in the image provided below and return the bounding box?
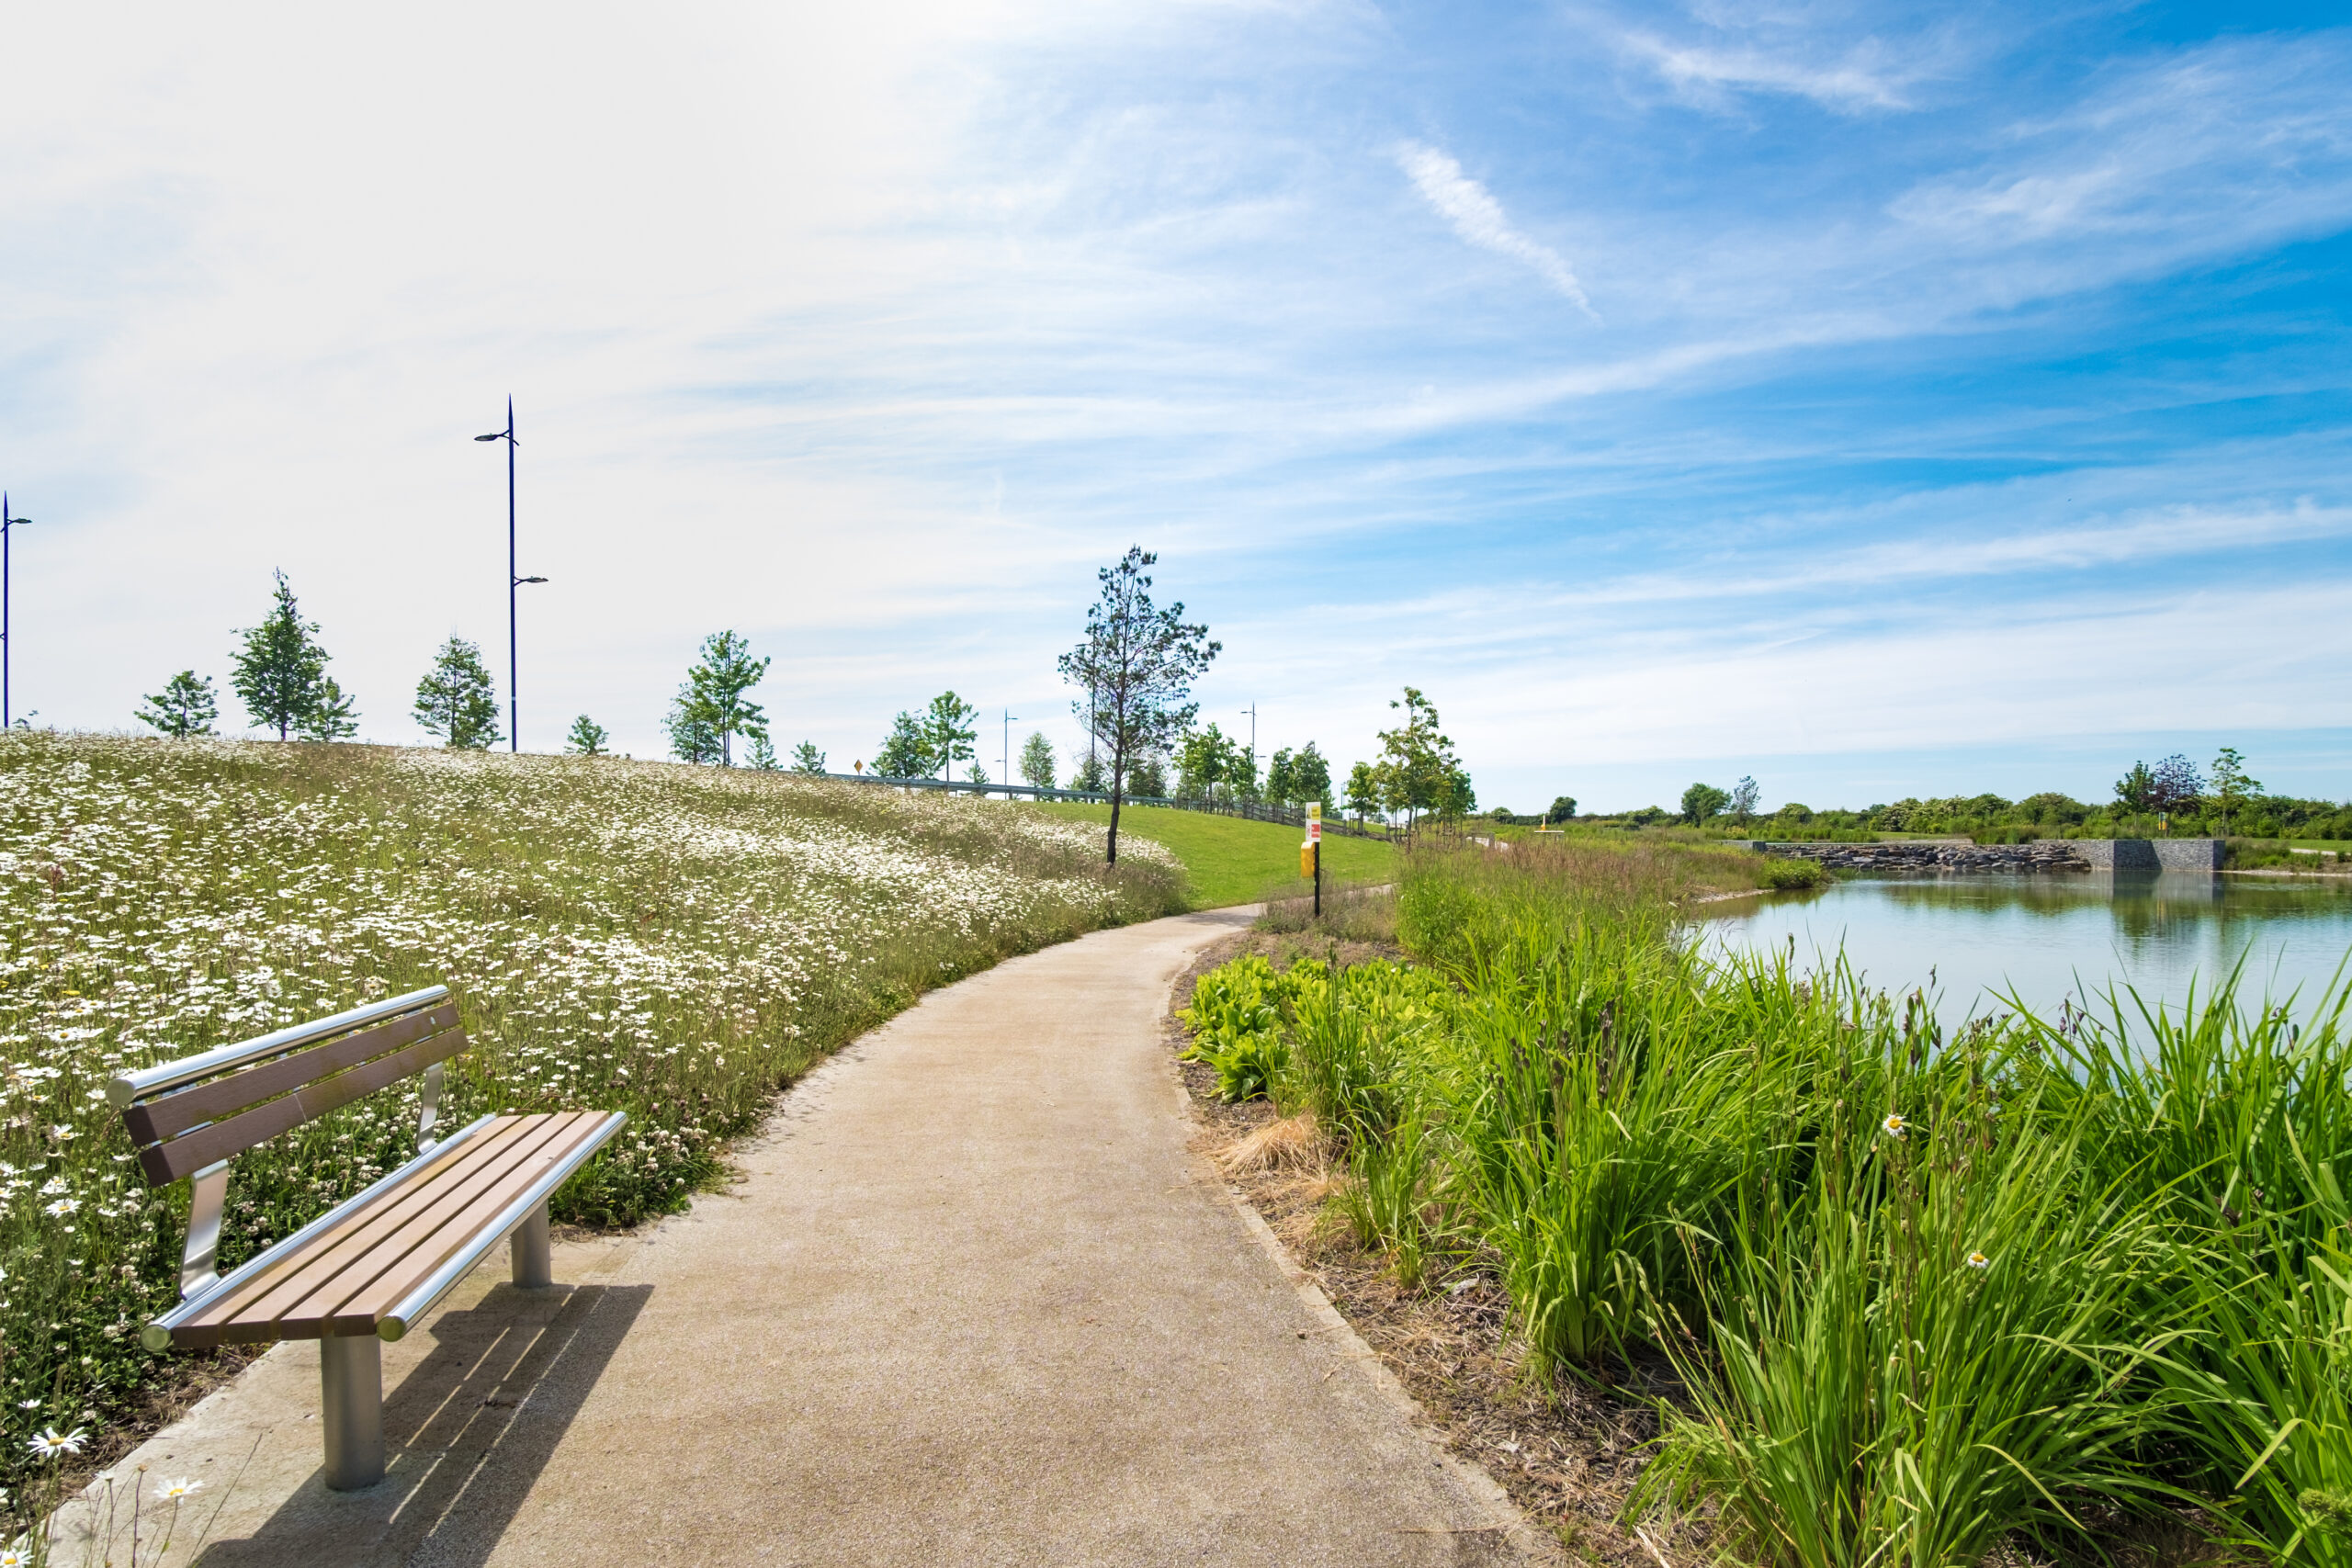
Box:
[1756,857,1829,890]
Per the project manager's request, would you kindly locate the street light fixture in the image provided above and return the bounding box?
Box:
[474,398,547,752]
[2,494,30,730]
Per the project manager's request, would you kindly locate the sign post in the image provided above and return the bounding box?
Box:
[1307,803,1323,918]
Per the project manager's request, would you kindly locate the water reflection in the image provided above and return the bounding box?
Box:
[1706,871,2352,1023]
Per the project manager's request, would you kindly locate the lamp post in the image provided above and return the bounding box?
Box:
[2,494,28,729]
[475,399,547,751]
[1002,708,1018,795]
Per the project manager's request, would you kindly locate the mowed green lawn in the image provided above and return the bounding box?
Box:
[1025,802,1394,910]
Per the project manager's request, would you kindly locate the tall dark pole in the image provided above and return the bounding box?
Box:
[1,494,26,730]
[478,400,544,753]
[505,398,518,752]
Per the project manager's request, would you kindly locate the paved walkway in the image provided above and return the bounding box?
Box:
[62,909,1539,1566]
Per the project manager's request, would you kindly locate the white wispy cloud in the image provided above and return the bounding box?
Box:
[1393,142,1599,320]
[1623,33,1919,113]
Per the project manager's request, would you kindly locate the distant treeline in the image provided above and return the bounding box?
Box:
[1546,750,2352,840]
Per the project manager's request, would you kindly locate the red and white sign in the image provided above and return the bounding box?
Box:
[1306,818,1322,844]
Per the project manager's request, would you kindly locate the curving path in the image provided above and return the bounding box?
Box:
[63,908,1541,1566]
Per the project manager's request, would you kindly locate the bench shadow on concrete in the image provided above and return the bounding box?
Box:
[194,1280,650,1568]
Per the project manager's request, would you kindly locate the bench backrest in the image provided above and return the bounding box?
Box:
[109,987,467,1186]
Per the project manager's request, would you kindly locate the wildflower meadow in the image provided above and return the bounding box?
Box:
[0,731,1180,1499]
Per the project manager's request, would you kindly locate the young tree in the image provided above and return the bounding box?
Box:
[680,631,771,765]
[1440,764,1476,819]
[1127,753,1168,797]
[1729,776,1761,823]
[1681,782,1731,826]
[923,691,978,782]
[1545,795,1577,824]
[2151,753,2205,819]
[1227,739,1261,801]
[298,678,359,741]
[136,671,218,739]
[1344,760,1382,824]
[746,733,781,771]
[1374,687,1467,828]
[874,712,930,777]
[967,760,989,789]
[1264,747,1295,806]
[1178,724,1232,799]
[790,741,827,774]
[231,570,332,740]
[413,637,500,750]
[1288,742,1332,812]
[2114,761,2157,814]
[665,688,722,763]
[1057,547,1219,863]
[565,715,610,755]
[1019,732,1057,790]
[1069,752,1108,793]
[2211,747,2261,834]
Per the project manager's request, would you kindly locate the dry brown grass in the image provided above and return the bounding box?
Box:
[1217,1111,1327,1176]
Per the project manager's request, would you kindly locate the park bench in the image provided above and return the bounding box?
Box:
[107,985,625,1491]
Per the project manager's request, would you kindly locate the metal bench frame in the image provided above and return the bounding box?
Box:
[108,986,625,1490]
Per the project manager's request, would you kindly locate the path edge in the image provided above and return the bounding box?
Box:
[1159,931,1565,1565]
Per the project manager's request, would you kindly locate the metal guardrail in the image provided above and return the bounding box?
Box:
[818,771,1388,839]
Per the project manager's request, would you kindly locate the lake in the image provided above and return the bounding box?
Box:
[1705,871,2352,1024]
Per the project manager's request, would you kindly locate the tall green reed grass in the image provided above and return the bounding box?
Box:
[1182,839,2352,1568]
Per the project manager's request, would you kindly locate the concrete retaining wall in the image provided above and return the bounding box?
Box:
[2072,838,2225,871]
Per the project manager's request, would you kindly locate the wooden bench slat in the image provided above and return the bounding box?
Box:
[123,1003,460,1147]
[311,1112,615,1337]
[251,1114,602,1343]
[168,1116,554,1346]
[138,1027,472,1186]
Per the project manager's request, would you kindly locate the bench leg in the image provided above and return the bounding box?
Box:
[511,1201,552,1289]
[321,1333,385,1491]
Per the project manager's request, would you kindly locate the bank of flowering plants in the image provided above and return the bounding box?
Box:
[0,730,1179,1498]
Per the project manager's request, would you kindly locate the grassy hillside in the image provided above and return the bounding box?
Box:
[1027,801,1394,908]
[0,733,1182,1498]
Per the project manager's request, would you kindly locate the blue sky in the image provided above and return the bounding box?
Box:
[3,1,2348,812]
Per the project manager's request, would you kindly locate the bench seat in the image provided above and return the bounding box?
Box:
[147,1110,623,1351]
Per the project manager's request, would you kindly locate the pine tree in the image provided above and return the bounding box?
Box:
[230,570,333,740]
[874,712,929,777]
[922,691,978,782]
[1019,732,1056,790]
[413,637,500,750]
[297,677,359,742]
[665,687,722,763]
[746,733,780,771]
[790,741,827,774]
[565,715,609,755]
[136,671,219,739]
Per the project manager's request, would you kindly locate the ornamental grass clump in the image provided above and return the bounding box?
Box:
[0,731,1180,1505]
